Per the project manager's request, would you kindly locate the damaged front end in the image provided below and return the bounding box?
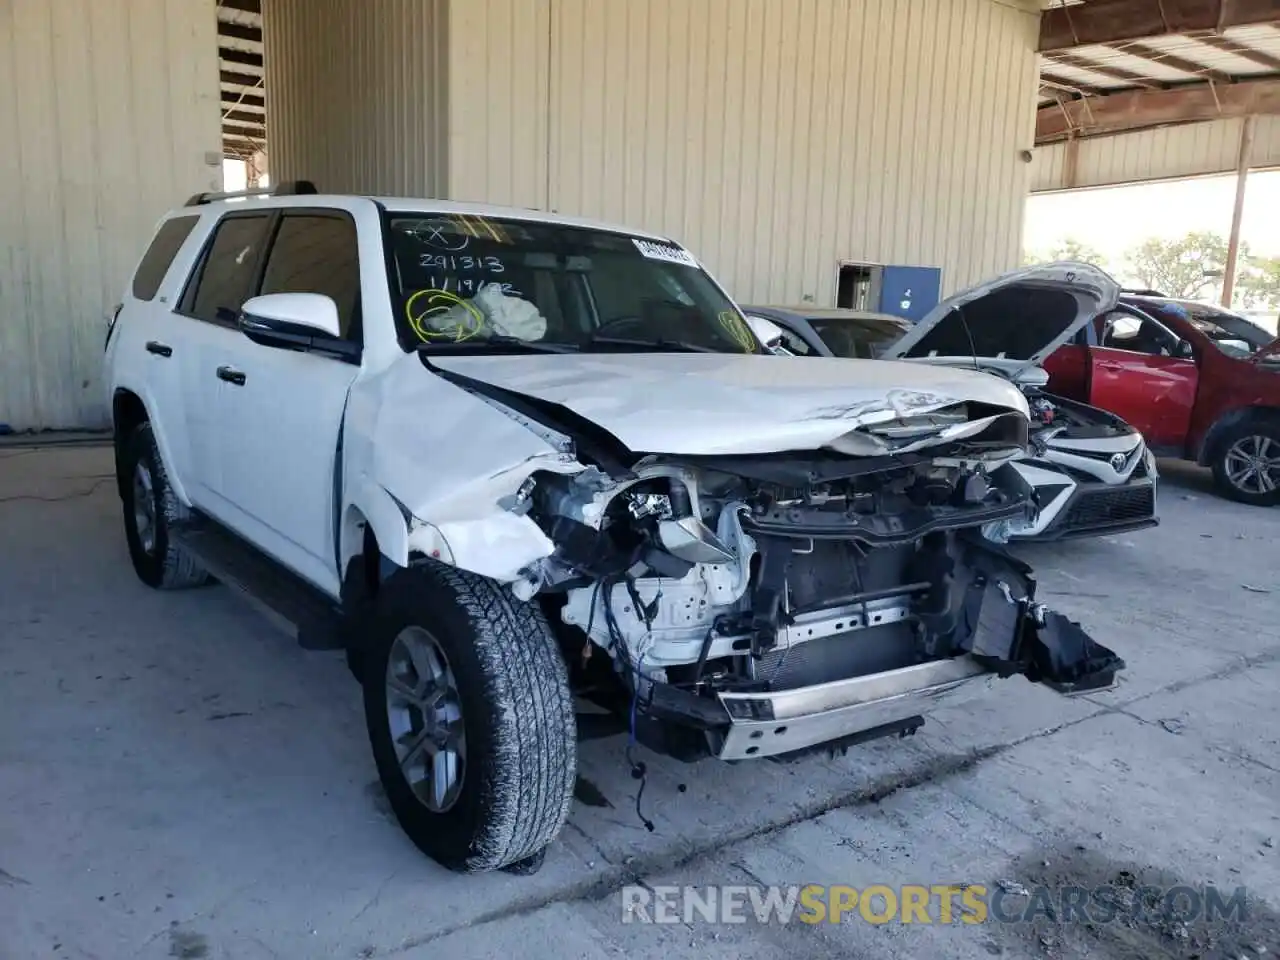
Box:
[512,434,1124,762]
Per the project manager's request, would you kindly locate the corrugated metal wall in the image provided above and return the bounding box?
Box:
[445,0,551,208]
[0,0,222,430]
[266,0,450,197]
[447,0,1041,301]
[266,0,1040,303]
[1032,116,1280,193]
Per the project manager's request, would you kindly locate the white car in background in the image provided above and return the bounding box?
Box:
[746,263,1159,542]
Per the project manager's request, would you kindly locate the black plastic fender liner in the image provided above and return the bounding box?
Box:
[912,532,1125,690]
[1026,611,1126,693]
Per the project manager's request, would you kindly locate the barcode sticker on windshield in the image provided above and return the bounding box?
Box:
[633,238,698,267]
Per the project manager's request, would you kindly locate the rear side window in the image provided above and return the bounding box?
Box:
[183,214,272,324]
[259,214,361,338]
[132,216,198,301]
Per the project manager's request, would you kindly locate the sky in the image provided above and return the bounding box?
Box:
[1024,170,1280,269]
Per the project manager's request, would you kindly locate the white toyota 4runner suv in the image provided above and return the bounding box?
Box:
[105,183,1124,874]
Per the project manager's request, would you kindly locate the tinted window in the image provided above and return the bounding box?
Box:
[186,215,272,324]
[132,216,198,301]
[1143,301,1273,357]
[386,214,754,354]
[259,215,361,338]
[809,317,907,359]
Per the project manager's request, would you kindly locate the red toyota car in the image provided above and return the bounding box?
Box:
[1042,293,1280,505]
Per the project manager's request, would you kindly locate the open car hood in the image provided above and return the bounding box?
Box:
[880,262,1120,372]
[429,351,1030,457]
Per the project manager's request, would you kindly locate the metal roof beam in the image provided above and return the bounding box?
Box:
[1191,30,1280,68]
[219,46,263,69]
[221,69,264,88]
[1041,50,1164,87]
[223,122,267,141]
[1036,75,1280,140]
[222,109,265,126]
[221,91,265,110]
[1040,0,1280,52]
[1040,71,1103,95]
[217,20,262,45]
[1108,40,1235,81]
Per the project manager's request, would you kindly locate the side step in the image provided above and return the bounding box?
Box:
[172,522,346,651]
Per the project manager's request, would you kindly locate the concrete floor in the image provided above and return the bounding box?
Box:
[1,443,1278,960]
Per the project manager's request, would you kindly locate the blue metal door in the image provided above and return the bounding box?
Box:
[877,265,941,323]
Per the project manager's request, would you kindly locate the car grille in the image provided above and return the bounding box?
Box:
[1060,484,1155,532]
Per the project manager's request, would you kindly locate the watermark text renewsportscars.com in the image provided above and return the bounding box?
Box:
[620,883,1248,926]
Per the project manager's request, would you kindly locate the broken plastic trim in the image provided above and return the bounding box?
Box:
[913,533,1126,691]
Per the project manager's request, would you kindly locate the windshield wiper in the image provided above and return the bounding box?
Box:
[416,335,579,355]
[585,335,729,354]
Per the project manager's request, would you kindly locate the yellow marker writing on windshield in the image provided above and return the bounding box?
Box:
[406,288,486,342]
[718,311,757,352]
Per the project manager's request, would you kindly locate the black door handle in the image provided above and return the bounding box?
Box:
[216,365,246,386]
[145,341,172,357]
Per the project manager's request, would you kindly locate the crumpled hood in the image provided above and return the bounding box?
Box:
[429,351,1029,456]
[881,262,1120,371]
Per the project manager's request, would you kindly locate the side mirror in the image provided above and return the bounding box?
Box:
[240,293,357,360]
[1176,339,1195,360]
[744,315,789,355]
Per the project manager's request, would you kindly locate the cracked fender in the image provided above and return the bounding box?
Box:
[342,353,586,582]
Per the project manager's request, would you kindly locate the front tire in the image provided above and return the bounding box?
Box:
[120,422,209,589]
[361,564,576,873]
[1212,421,1280,506]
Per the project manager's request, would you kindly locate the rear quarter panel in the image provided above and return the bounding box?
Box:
[1187,347,1280,461]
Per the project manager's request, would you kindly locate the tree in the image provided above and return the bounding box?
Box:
[1237,255,1280,310]
[1024,237,1108,269]
[1124,231,1232,300]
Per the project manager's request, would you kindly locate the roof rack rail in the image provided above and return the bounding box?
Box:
[184,180,318,207]
[1121,287,1165,297]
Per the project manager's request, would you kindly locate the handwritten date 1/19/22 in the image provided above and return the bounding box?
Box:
[418,253,506,273]
[423,275,523,298]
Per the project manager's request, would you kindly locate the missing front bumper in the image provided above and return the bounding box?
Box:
[634,535,1125,762]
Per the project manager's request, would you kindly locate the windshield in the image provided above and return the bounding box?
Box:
[808,316,908,359]
[1142,301,1275,358]
[384,213,758,354]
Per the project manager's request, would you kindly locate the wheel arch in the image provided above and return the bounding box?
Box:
[110,386,192,506]
[340,482,411,578]
[111,389,150,498]
[1196,405,1280,466]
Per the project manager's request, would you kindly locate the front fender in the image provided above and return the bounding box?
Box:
[347,352,586,583]
[341,479,411,569]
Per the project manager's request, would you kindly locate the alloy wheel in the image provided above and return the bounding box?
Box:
[132,461,157,554]
[1224,435,1280,496]
[385,626,467,813]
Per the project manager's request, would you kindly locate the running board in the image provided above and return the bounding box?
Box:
[172,522,346,651]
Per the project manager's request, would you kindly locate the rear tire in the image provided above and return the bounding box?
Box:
[1211,421,1280,506]
[120,422,210,589]
[361,563,576,873]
